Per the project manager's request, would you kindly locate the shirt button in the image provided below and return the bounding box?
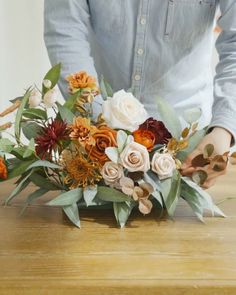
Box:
[140,17,146,25]
[137,48,144,55]
[134,74,141,81]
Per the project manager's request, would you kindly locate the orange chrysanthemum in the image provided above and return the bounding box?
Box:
[133,129,155,151]
[0,157,8,180]
[69,117,97,147]
[62,149,102,189]
[66,71,97,93]
[85,126,117,165]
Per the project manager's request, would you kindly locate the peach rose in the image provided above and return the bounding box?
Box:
[120,141,150,172]
[151,152,176,180]
[101,161,124,188]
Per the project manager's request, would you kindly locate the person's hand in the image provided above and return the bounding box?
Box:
[181,127,232,189]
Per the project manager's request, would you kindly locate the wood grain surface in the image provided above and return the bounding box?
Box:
[0,168,236,295]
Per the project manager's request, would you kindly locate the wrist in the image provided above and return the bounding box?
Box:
[211,127,232,145]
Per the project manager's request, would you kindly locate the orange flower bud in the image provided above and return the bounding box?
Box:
[0,157,7,180]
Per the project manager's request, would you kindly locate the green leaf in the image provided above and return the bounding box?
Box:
[63,91,81,111]
[22,122,42,140]
[63,203,81,228]
[26,160,61,171]
[20,188,48,216]
[4,170,33,205]
[42,63,61,95]
[15,90,31,142]
[203,143,214,159]
[156,96,182,139]
[177,129,206,162]
[105,147,119,163]
[23,139,35,158]
[0,138,15,153]
[56,102,74,124]
[181,177,226,219]
[83,185,98,206]
[117,130,128,153]
[22,108,47,121]
[7,159,35,179]
[183,108,202,124]
[29,173,62,191]
[47,188,83,206]
[100,76,113,100]
[113,201,135,228]
[161,171,181,216]
[97,186,131,203]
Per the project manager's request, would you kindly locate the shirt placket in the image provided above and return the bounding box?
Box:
[131,0,149,100]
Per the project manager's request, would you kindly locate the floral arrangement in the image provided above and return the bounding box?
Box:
[1,64,236,228]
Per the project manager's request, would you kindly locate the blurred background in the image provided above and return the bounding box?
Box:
[0,0,219,111]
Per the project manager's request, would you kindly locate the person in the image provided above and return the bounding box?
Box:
[44,0,236,188]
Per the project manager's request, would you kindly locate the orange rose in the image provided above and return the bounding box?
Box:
[0,157,7,180]
[133,129,155,151]
[86,126,117,165]
[66,71,97,93]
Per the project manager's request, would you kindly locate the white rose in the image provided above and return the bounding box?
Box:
[151,152,176,180]
[43,88,58,108]
[102,90,148,132]
[120,141,150,172]
[101,161,124,188]
[29,89,42,108]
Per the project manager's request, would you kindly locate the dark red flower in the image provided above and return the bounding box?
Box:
[35,119,69,159]
[139,117,172,144]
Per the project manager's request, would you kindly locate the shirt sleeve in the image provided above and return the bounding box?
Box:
[44,0,98,98]
[209,0,236,145]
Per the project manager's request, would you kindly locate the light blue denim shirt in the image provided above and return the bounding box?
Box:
[44,0,236,141]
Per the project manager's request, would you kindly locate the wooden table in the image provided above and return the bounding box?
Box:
[0,168,236,295]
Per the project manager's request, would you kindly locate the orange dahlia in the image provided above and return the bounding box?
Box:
[62,149,102,189]
[66,71,97,93]
[0,157,7,180]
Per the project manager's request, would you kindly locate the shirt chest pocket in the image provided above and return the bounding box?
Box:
[164,0,216,43]
[88,0,125,35]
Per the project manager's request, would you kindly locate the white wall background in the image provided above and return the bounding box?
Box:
[0,0,219,112]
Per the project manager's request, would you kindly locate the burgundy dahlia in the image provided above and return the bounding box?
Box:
[139,117,172,144]
[35,119,69,159]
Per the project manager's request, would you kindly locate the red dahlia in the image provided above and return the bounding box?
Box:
[35,119,69,159]
[139,117,172,144]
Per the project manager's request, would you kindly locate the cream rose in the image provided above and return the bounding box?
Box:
[101,161,124,187]
[120,141,150,172]
[43,88,58,108]
[29,89,42,108]
[102,90,148,132]
[151,152,176,180]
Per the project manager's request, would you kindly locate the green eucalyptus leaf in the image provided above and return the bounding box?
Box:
[63,203,81,228]
[23,139,35,158]
[156,96,182,139]
[56,102,75,124]
[203,143,214,159]
[47,188,83,206]
[63,91,81,111]
[22,122,42,140]
[15,90,31,142]
[100,76,113,100]
[0,138,15,153]
[117,130,128,153]
[20,188,49,216]
[97,186,131,202]
[192,170,208,186]
[4,170,33,205]
[83,185,98,207]
[7,159,35,179]
[113,201,135,228]
[105,147,119,163]
[161,171,181,216]
[22,108,47,121]
[42,63,61,95]
[29,173,62,191]
[26,160,61,171]
[183,108,202,124]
